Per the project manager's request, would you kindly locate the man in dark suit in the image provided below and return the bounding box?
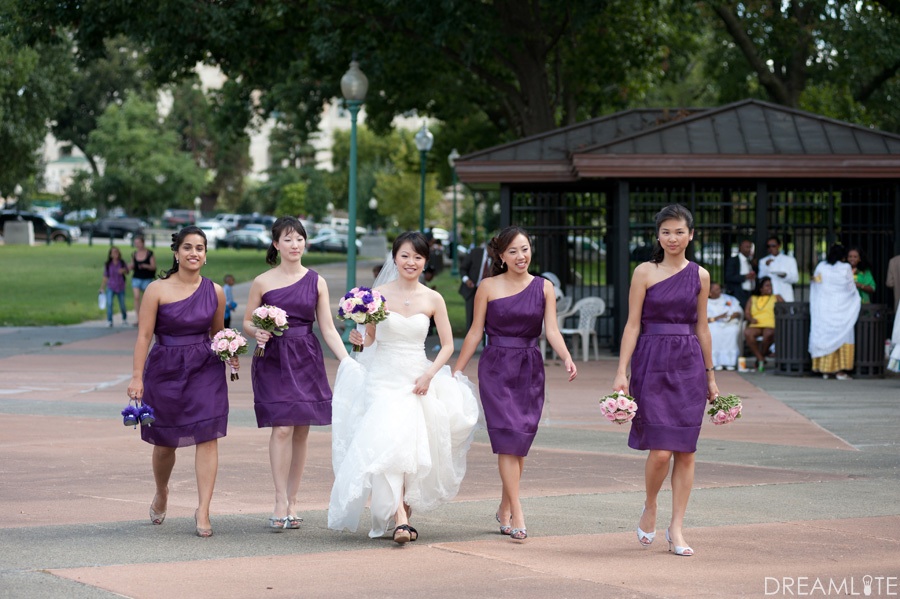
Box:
[724,239,757,309]
[458,243,490,331]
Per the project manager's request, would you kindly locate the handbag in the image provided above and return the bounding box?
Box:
[98,291,107,310]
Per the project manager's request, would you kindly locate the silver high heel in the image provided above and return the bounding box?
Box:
[149,491,167,525]
[636,507,655,547]
[267,516,288,531]
[665,528,693,556]
[495,512,512,535]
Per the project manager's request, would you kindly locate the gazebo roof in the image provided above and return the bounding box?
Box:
[455,99,900,184]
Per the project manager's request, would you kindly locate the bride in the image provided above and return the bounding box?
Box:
[328,231,479,544]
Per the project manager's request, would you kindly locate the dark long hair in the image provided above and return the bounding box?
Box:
[649,204,694,264]
[105,246,123,270]
[160,226,207,280]
[487,226,531,276]
[392,231,430,260]
[847,245,871,271]
[266,216,308,265]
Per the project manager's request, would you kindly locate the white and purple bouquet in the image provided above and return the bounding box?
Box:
[599,390,638,424]
[336,286,388,351]
[251,305,289,357]
[211,328,249,381]
[707,393,743,425]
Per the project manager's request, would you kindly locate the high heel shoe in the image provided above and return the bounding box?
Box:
[285,515,303,530]
[510,528,527,541]
[636,507,655,548]
[149,492,167,525]
[195,510,213,538]
[267,516,287,531]
[495,512,512,535]
[665,528,693,556]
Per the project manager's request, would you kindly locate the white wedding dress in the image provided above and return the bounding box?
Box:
[328,312,479,537]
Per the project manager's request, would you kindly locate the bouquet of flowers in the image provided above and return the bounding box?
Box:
[336,286,388,351]
[707,393,743,425]
[251,305,289,357]
[211,328,249,381]
[599,390,638,424]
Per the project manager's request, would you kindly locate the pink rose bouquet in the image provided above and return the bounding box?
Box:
[251,305,289,357]
[707,393,743,425]
[336,286,388,351]
[599,390,638,424]
[211,328,249,381]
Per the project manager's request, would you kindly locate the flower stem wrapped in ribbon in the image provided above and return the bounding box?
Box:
[251,305,289,357]
[336,286,388,351]
[211,328,249,381]
[707,393,743,425]
[599,390,638,424]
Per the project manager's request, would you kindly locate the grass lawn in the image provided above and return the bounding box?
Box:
[428,269,467,337]
[0,244,339,326]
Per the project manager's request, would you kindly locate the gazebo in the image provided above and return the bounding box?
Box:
[454,99,900,348]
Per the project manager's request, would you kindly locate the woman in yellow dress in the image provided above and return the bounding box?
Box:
[743,277,783,372]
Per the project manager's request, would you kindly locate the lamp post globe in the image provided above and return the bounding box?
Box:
[341,58,368,346]
[414,121,434,232]
[448,148,461,275]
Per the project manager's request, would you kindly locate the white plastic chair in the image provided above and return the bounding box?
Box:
[541,272,562,289]
[540,294,574,360]
[559,297,606,362]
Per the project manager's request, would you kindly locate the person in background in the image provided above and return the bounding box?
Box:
[707,282,743,370]
[847,247,876,304]
[723,239,756,309]
[101,247,130,327]
[743,277,784,372]
[131,235,156,327]
[809,244,860,380]
[458,242,491,331]
[758,236,798,302]
[886,253,900,311]
[223,274,237,328]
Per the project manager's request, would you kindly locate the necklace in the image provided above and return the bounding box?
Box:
[400,286,417,306]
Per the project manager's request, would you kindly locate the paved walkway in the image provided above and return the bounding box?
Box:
[1,261,899,598]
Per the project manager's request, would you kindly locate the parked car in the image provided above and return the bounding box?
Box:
[196,220,228,247]
[240,223,268,234]
[0,210,81,243]
[218,229,272,250]
[214,213,242,231]
[307,229,362,253]
[162,209,197,228]
[83,217,147,239]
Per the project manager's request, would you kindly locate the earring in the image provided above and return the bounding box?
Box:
[204,260,207,265]
[176,259,180,264]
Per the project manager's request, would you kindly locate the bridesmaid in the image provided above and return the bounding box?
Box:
[243,216,350,530]
[612,204,718,557]
[127,226,232,538]
[454,226,577,541]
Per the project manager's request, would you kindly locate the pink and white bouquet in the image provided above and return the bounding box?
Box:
[707,393,743,425]
[251,305,289,357]
[336,286,388,351]
[211,328,249,381]
[599,390,638,424]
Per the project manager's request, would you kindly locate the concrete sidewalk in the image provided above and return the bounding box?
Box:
[1,262,899,598]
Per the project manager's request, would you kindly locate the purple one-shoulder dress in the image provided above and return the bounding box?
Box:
[628,262,707,453]
[251,271,332,427]
[141,277,228,448]
[478,277,546,456]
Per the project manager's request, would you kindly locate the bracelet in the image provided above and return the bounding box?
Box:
[705,367,715,372]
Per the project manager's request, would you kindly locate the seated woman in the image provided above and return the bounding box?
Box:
[743,277,783,372]
[707,282,743,370]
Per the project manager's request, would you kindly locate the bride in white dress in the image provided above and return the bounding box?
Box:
[328,232,479,544]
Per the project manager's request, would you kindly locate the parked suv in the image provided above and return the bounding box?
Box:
[0,210,81,243]
[84,217,147,239]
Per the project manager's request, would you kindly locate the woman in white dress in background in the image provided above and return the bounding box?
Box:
[328,232,479,544]
[809,244,861,380]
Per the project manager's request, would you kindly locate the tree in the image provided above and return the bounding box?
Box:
[86,97,206,218]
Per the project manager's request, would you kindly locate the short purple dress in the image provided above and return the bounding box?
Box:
[628,262,707,453]
[141,277,227,448]
[478,277,546,456]
[251,271,332,427]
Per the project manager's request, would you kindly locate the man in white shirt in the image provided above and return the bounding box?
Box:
[758,236,799,302]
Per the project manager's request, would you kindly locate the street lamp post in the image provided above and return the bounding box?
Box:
[414,121,434,232]
[448,148,460,275]
[340,57,368,345]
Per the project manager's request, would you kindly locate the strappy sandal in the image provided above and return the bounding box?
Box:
[267,516,288,531]
[285,515,303,529]
[495,512,512,535]
[510,528,528,541]
[392,524,412,544]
